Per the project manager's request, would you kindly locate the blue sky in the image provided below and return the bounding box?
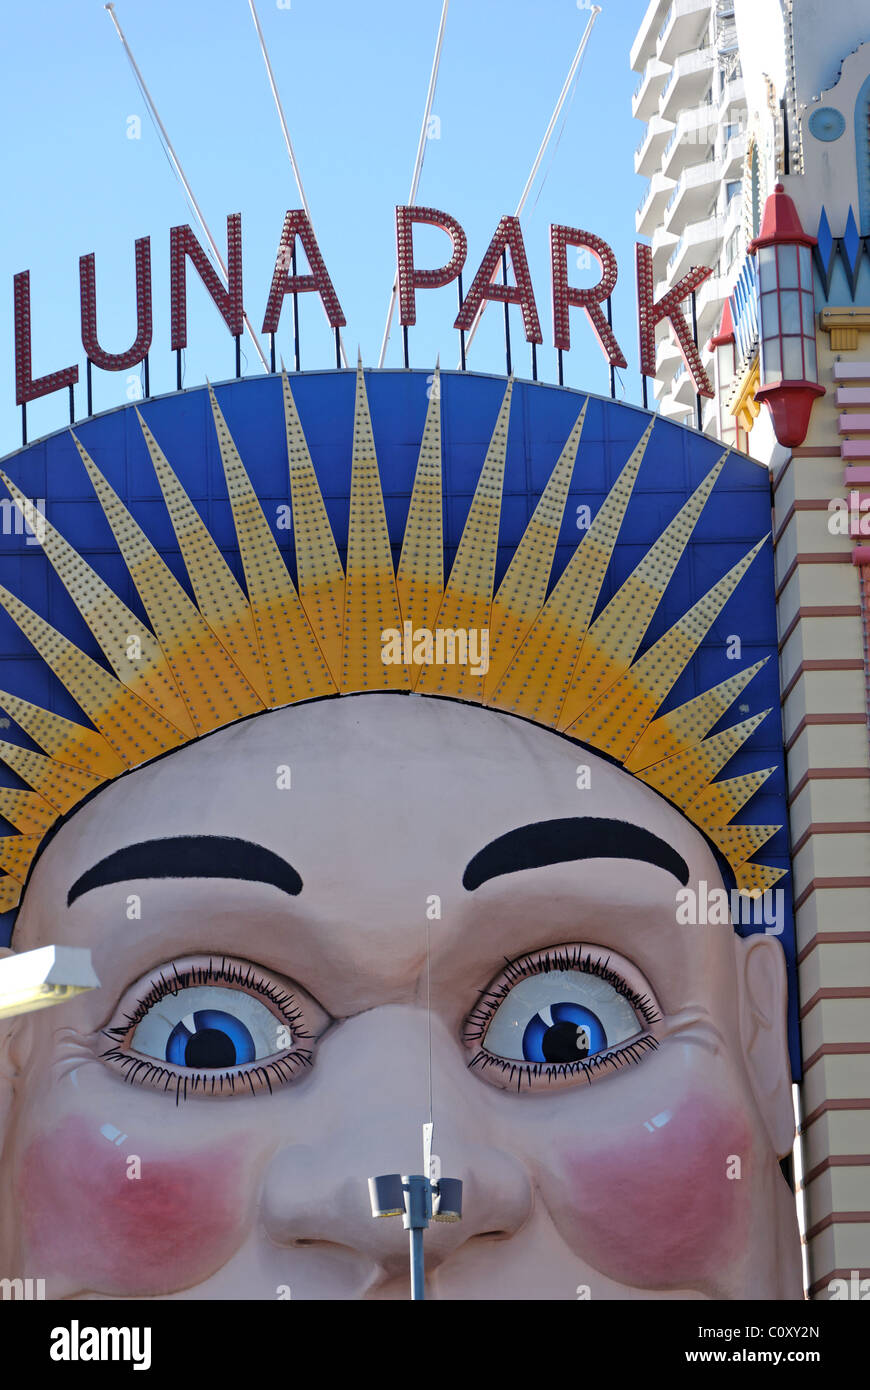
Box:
[0,0,651,456]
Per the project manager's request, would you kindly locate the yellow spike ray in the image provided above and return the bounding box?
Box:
[207,385,336,706]
[734,862,786,896]
[0,469,194,739]
[417,379,514,699]
[484,399,587,697]
[281,373,345,683]
[624,659,768,774]
[0,875,22,913]
[0,834,40,883]
[0,687,125,781]
[709,824,781,865]
[136,409,268,704]
[73,431,264,733]
[490,420,653,725]
[0,585,185,768]
[636,712,771,810]
[341,364,410,693]
[396,366,444,638]
[0,788,58,835]
[558,451,729,730]
[567,538,767,761]
[0,741,104,813]
[685,766,775,828]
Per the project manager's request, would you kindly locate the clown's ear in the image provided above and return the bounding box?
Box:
[735,933,795,1159]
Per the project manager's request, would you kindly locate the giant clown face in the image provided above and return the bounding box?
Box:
[0,694,801,1300]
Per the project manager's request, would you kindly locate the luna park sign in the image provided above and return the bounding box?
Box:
[12,206,716,412]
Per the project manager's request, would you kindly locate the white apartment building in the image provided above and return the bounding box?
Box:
[631,0,749,436]
[632,0,870,1299]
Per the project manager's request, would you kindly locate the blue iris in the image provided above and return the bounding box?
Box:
[522,1002,606,1063]
[166,1009,256,1068]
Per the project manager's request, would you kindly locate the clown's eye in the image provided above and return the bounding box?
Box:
[132,986,291,1068]
[102,957,330,1098]
[464,946,661,1091]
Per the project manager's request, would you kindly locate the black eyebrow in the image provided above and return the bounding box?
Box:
[67,835,303,907]
[462,817,690,891]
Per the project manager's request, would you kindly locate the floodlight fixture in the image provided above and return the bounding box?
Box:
[368,1125,463,1299]
[0,946,100,1020]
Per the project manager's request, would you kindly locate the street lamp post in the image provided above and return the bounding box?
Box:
[368,1127,463,1300]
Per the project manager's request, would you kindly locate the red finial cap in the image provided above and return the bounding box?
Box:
[708,298,735,351]
[749,184,817,253]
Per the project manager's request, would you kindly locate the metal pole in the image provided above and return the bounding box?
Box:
[462,6,600,362]
[558,348,564,387]
[458,271,466,371]
[176,348,182,391]
[105,3,269,372]
[691,289,702,430]
[606,296,616,399]
[291,244,301,372]
[144,351,150,398]
[377,0,450,367]
[409,1226,425,1301]
[235,334,241,379]
[270,334,276,374]
[335,328,341,370]
[21,404,27,448]
[502,249,512,377]
[68,383,75,425]
[403,324,410,370]
[86,359,93,416]
[642,374,648,410]
[248,0,348,369]
[531,340,538,382]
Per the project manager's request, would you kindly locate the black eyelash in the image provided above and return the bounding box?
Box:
[465,945,660,1044]
[467,1036,659,1094]
[99,1047,313,1106]
[463,946,661,1091]
[102,956,308,1041]
[100,957,312,1106]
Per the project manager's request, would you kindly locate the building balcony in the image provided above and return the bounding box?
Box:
[672,362,700,407]
[659,387,694,423]
[636,170,677,236]
[666,214,721,285]
[661,101,717,181]
[652,223,680,281]
[658,46,717,123]
[634,113,675,177]
[630,0,672,72]
[656,0,711,66]
[663,155,722,236]
[720,75,746,119]
[719,187,744,247]
[656,334,683,385]
[653,368,672,402]
[694,274,728,341]
[721,129,747,178]
[632,55,671,121]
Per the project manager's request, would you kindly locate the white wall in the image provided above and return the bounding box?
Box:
[790,0,870,103]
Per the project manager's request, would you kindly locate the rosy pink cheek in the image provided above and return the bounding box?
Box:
[560,1096,751,1290]
[19,1114,249,1296]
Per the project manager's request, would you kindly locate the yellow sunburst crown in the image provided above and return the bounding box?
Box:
[0,361,784,917]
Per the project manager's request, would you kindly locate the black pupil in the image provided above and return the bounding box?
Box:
[542,1020,590,1063]
[184,1028,237,1068]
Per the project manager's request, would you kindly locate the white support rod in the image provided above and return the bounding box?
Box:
[377,0,450,368]
[462,5,601,362]
[104,3,269,372]
[248,0,349,368]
